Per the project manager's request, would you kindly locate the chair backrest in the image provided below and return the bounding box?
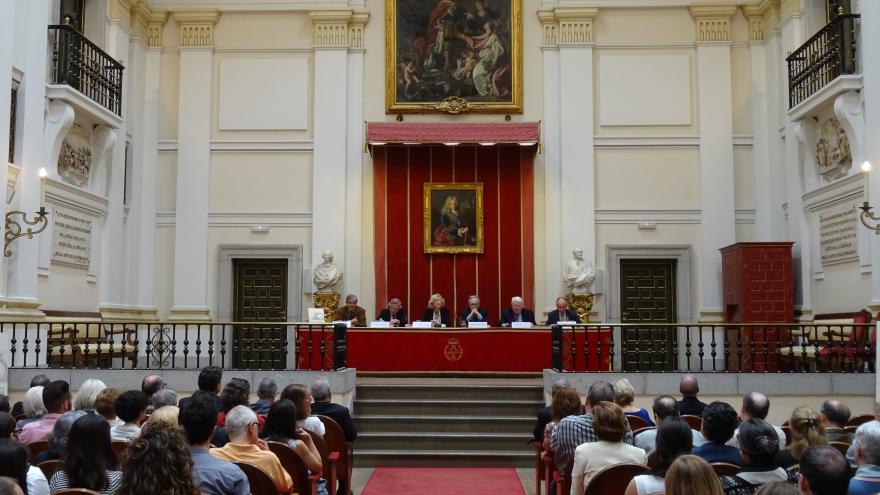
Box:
[850,310,873,348]
[27,440,50,464]
[829,441,851,455]
[305,427,336,495]
[316,415,350,486]
[711,462,740,476]
[111,440,129,462]
[633,427,656,439]
[646,450,660,470]
[233,461,281,495]
[52,490,103,495]
[680,415,703,431]
[37,459,64,480]
[845,425,858,434]
[848,414,875,427]
[267,441,315,495]
[626,415,650,430]
[584,463,650,495]
[780,426,792,446]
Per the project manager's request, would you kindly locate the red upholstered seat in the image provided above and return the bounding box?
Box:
[818,310,875,360]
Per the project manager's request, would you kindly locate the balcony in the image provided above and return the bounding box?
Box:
[48,24,124,116]
[786,13,859,109]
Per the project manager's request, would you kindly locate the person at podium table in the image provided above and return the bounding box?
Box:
[334,294,367,327]
[460,295,489,327]
[499,296,537,327]
[545,296,581,325]
[420,293,452,327]
[377,298,407,327]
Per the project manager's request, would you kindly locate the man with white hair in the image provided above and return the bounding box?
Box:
[849,421,880,495]
[310,378,356,442]
[499,296,536,327]
[460,295,489,327]
[210,405,292,493]
[249,377,277,415]
[151,388,178,411]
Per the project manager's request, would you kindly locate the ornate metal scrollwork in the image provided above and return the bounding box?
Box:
[5,209,49,257]
[149,325,173,368]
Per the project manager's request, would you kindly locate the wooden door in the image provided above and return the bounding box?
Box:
[233,259,287,369]
[620,259,677,371]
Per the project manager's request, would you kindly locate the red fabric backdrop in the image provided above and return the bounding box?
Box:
[373,145,535,324]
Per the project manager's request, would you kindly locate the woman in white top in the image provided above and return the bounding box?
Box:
[625,417,695,495]
[570,401,647,495]
[281,384,326,437]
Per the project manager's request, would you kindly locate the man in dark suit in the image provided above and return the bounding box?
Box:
[377,298,407,327]
[334,294,367,327]
[678,374,707,416]
[532,378,572,442]
[499,296,537,327]
[459,295,489,326]
[179,366,224,412]
[545,297,581,325]
[310,378,357,441]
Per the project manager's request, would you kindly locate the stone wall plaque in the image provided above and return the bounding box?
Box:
[51,206,92,267]
[819,201,859,266]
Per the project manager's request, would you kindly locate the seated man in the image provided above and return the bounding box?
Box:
[460,295,489,326]
[152,388,178,411]
[19,380,71,445]
[210,406,293,494]
[310,378,357,442]
[849,421,880,495]
[334,294,367,327]
[693,401,741,465]
[377,298,407,327]
[820,399,853,444]
[727,391,787,447]
[678,374,707,416]
[180,366,225,413]
[634,395,705,455]
[545,297,580,325]
[499,297,536,327]
[111,390,147,441]
[249,378,277,416]
[798,445,851,495]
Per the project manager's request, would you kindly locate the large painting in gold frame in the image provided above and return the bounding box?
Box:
[424,182,484,254]
[385,0,522,114]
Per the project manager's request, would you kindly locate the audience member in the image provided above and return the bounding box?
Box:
[665,454,724,495]
[754,482,801,494]
[533,378,571,442]
[798,445,850,495]
[111,390,147,442]
[571,401,647,493]
[117,422,200,495]
[848,420,880,495]
[281,384,325,437]
[0,395,8,413]
[634,395,705,455]
[728,392,787,448]
[613,378,654,426]
[17,386,47,430]
[12,375,50,417]
[820,400,854,444]
[141,375,166,401]
[679,375,707,416]
[218,379,262,434]
[249,378,277,415]
[542,387,582,455]
[694,401,742,465]
[147,406,179,427]
[20,380,71,444]
[179,366,224,412]
[261,399,323,473]
[0,477,23,495]
[95,388,123,427]
[720,419,793,495]
[776,406,827,468]
[310,378,357,442]
[1,439,48,495]
[209,406,293,493]
[37,410,88,464]
[151,389,178,411]
[49,413,122,494]
[0,413,14,440]
[551,381,634,469]
[179,390,250,495]
[73,379,106,412]
[625,418,693,495]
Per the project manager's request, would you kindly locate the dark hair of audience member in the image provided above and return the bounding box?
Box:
[179,390,218,445]
[665,455,723,495]
[117,423,200,495]
[738,418,780,468]
[64,413,118,491]
[586,381,614,407]
[42,380,71,413]
[0,477,22,495]
[0,395,9,414]
[701,401,739,444]
[261,399,298,443]
[652,417,693,477]
[0,413,15,439]
[94,388,120,421]
[820,400,851,428]
[754,481,801,495]
[197,366,223,393]
[593,401,627,443]
[220,378,251,414]
[550,387,582,422]
[115,390,147,423]
[30,375,50,388]
[653,395,679,420]
[0,440,28,495]
[789,406,828,460]
[281,384,310,421]
[798,445,851,495]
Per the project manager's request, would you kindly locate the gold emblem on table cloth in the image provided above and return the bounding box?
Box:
[444,338,464,362]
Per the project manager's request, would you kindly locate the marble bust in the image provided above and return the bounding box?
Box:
[313,250,343,292]
[563,248,596,294]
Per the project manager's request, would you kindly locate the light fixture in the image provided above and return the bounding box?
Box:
[5,167,50,257]
[479,142,496,146]
[370,142,387,146]
[402,142,421,145]
[518,142,535,146]
[443,142,460,146]
[863,161,872,172]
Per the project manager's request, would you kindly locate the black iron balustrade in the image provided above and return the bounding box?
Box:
[48,24,124,116]
[786,13,859,108]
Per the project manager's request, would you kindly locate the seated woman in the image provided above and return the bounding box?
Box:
[571,402,647,494]
[37,410,87,464]
[613,378,654,427]
[420,293,452,327]
[281,384,325,437]
[625,417,694,495]
[542,387,583,455]
[719,419,796,495]
[49,414,121,495]
[775,406,827,469]
[665,455,723,495]
[261,399,325,494]
[117,422,200,495]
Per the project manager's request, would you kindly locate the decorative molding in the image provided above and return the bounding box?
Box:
[146,11,168,47]
[42,100,75,177]
[349,12,369,49]
[155,212,313,227]
[174,11,220,48]
[156,139,315,152]
[689,5,737,43]
[794,117,821,191]
[90,126,117,197]
[554,7,598,45]
[593,209,755,225]
[537,10,558,47]
[815,118,851,180]
[45,85,124,129]
[107,0,136,29]
[833,90,865,171]
[742,0,780,42]
[309,10,353,48]
[787,74,863,121]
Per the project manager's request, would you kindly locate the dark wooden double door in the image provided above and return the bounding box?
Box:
[233,259,288,369]
[620,259,677,371]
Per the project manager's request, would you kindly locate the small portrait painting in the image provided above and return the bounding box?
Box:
[424,183,484,254]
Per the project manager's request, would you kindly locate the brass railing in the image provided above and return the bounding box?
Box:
[786,13,859,108]
[48,24,124,115]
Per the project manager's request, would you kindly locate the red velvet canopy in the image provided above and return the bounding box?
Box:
[366,122,540,145]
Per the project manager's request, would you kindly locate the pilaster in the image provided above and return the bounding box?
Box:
[861,0,880,312]
[345,11,369,308]
[0,0,14,302]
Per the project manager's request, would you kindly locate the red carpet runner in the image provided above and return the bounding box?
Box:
[361,467,526,495]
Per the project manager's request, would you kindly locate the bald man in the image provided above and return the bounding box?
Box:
[678,374,707,416]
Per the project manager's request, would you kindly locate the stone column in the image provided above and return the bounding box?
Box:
[862,0,880,312]
[0,0,15,301]
[691,5,737,321]
[168,11,219,321]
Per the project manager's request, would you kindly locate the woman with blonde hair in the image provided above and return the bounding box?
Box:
[775,406,827,468]
[613,378,654,426]
[420,293,452,327]
[665,455,723,495]
[147,406,179,427]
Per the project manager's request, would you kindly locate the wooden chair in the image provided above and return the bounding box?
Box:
[583,463,649,495]
[845,425,858,434]
[711,462,740,476]
[37,459,64,480]
[317,414,353,495]
[52,490,102,495]
[27,440,50,464]
[111,441,129,462]
[681,415,703,431]
[633,426,656,439]
[626,415,650,430]
[305,429,338,495]
[551,460,573,495]
[13,413,26,421]
[848,414,875,427]
[647,450,659,470]
[266,441,319,495]
[532,442,544,495]
[829,441,851,455]
[234,461,285,495]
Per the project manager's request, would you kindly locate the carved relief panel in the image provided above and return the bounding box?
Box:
[815,118,851,181]
[57,124,92,187]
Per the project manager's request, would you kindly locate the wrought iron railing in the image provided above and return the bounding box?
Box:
[786,13,859,108]
[48,24,124,116]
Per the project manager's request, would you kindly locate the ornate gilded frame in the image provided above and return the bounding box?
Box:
[424,182,484,254]
[385,0,523,114]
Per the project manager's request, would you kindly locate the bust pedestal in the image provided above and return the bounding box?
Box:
[313,292,341,323]
[566,292,594,324]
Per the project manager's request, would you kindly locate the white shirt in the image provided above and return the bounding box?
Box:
[570,441,647,495]
[298,416,325,437]
[110,422,141,442]
[28,465,49,495]
[634,474,665,495]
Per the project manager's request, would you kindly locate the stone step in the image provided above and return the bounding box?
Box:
[356,431,533,451]
[354,449,534,468]
[353,414,536,434]
[353,398,544,416]
[355,384,543,401]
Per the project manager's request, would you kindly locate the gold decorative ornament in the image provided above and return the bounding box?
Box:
[432,96,477,114]
[312,292,341,323]
[444,337,464,361]
[566,292,595,324]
